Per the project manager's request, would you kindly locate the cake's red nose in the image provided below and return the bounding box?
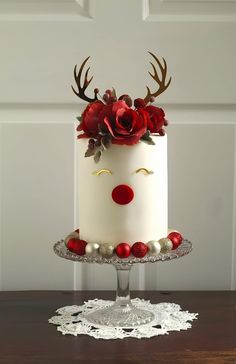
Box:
[112,184,134,205]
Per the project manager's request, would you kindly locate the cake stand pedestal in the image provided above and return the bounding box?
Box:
[54,239,192,328]
[84,264,154,327]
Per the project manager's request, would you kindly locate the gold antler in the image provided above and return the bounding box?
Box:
[144,52,171,104]
[72,56,98,102]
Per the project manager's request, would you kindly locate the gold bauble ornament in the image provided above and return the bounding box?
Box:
[159,238,173,253]
[85,242,100,255]
[99,243,114,258]
[147,240,161,256]
[64,231,80,246]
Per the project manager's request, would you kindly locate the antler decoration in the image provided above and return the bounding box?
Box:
[144,52,171,104]
[72,56,98,103]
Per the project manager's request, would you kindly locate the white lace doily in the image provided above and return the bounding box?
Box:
[49,298,198,339]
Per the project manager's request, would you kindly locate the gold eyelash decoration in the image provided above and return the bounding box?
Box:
[92,169,113,176]
[135,168,154,175]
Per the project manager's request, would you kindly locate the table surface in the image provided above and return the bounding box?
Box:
[0,291,235,364]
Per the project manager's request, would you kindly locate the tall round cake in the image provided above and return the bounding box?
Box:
[77,135,167,246]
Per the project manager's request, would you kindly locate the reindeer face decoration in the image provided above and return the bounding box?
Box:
[73,53,171,245]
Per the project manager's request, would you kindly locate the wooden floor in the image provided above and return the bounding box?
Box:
[0,291,235,364]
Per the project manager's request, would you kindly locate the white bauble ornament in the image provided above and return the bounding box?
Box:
[85,242,100,256]
[147,240,161,256]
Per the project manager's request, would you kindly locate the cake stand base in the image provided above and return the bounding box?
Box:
[49,298,198,339]
[83,302,155,327]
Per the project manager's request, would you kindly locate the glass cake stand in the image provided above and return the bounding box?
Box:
[53,239,192,328]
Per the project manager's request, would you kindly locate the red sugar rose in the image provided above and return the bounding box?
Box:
[134,98,146,109]
[77,100,104,138]
[144,105,166,133]
[100,100,148,145]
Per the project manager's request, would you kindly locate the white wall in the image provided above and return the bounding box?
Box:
[0,0,236,290]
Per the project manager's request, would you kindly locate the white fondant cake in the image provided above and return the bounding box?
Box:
[77,135,167,246]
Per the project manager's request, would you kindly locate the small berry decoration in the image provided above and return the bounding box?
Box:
[115,243,131,258]
[67,238,87,256]
[167,231,183,250]
[131,242,148,258]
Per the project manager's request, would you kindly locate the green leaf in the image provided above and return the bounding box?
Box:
[94,150,102,163]
[111,87,117,100]
[76,116,82,121]
[101,135,112,149]
[85,148,95,157]
[142,130,151,138]
[140,135,155,145]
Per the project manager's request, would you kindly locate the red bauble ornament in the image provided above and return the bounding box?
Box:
[67,238,87,255]
[112,184,134,205]
[131,242,148,258]
[167,231,183,250]
[115,243,131,258]
[74,228,80,234]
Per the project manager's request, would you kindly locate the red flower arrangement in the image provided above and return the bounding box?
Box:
[72,52,171,162]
